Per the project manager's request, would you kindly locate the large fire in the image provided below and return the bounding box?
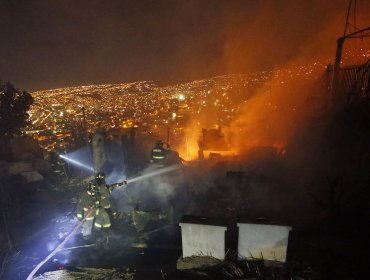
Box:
[187,1,370,161]
[177,122,202,161]
[177,19,370,162]
[177,62,329,161]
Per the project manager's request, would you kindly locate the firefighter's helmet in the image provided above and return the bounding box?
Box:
[95,172,106,184]
[96,172,106,179]
[156,140,164,147]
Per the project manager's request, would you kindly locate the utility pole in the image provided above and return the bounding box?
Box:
[331,0,370,101]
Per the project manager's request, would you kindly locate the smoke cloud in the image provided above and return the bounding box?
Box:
[173,1,370,226]
[178,0,370,159]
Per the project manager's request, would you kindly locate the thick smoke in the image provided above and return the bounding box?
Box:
[101,1,370,226]
[179,0,370,159]
[175,1,370,225]
[226,5,370,154]
[222,0,370,73]
[112,165,186,213]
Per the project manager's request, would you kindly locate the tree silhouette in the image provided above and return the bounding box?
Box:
[0,82,34,136]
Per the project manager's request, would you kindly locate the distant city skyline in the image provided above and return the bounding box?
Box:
[26,57,333,156]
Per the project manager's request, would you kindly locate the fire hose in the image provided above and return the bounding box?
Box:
[25,209,94,280]
[26,164,183,279]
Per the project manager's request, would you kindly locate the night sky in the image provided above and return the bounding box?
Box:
[1,0,369,91]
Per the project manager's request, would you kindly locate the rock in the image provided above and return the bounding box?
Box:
[177,256,221,270]
[21,171,44,182]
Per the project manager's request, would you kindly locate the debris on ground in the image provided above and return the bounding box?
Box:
[177,256,221,270]
[33,267,135,280]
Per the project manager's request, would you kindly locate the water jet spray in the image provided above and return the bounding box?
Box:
[113,164,182,189]
[59,154,94,172]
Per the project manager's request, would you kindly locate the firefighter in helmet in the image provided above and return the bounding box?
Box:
[150,140,167,165]
[76,172,114,239]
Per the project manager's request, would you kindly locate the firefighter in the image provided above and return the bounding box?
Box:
[76,172,113,239]
[150,140,167,165]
